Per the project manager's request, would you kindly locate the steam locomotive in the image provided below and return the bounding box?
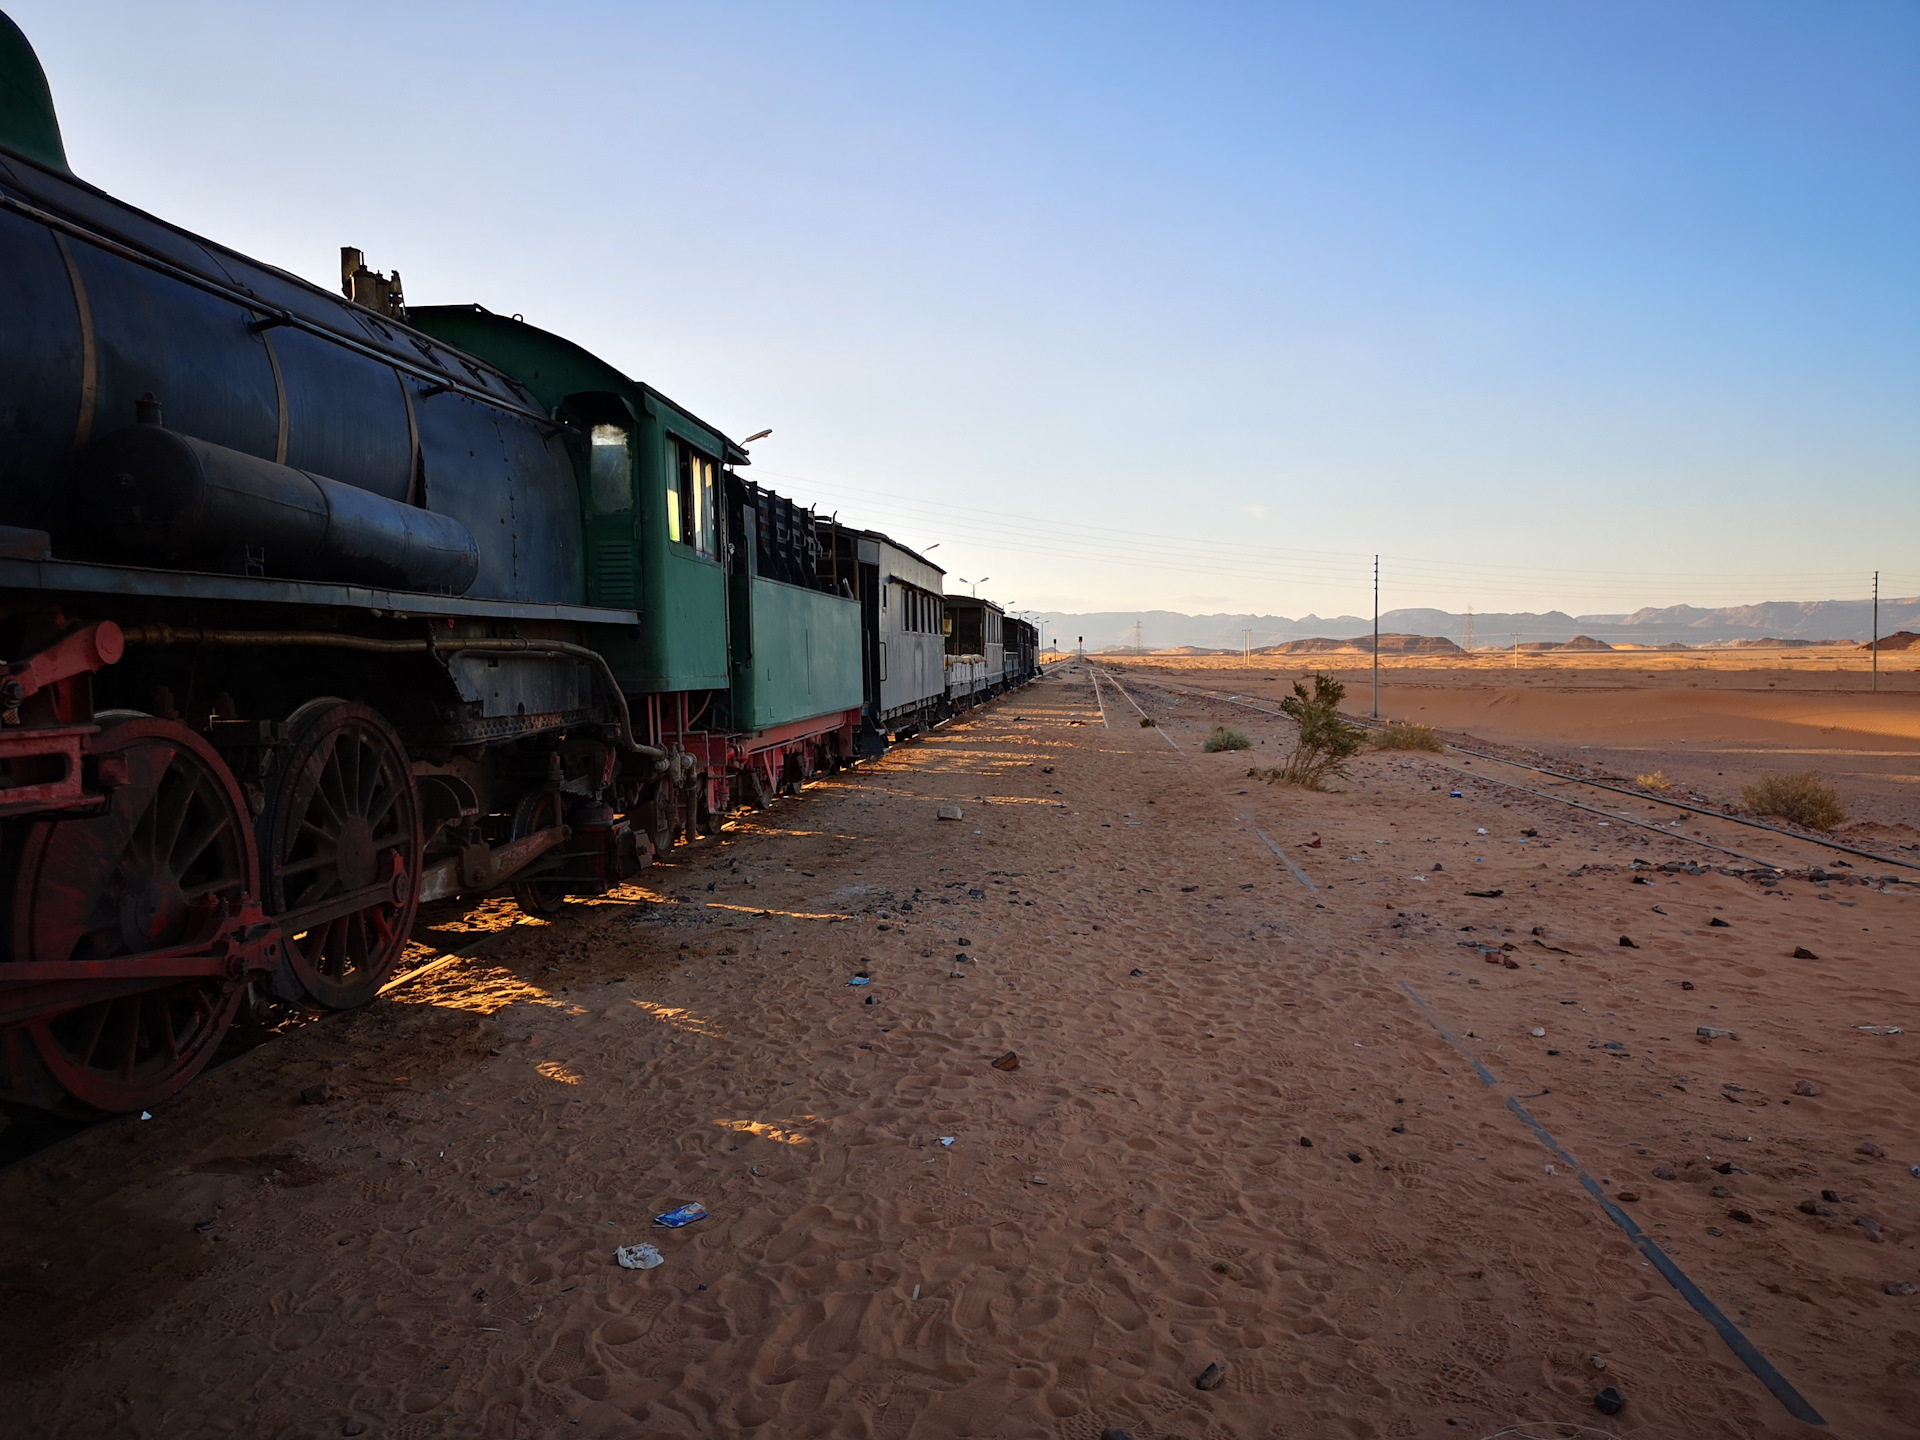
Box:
[0,14,1036,1116]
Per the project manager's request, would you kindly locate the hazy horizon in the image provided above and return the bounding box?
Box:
[16,1,1918,616]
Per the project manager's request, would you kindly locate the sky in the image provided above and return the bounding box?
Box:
[13,1,1918,619]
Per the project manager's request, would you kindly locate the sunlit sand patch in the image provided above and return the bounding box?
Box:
[703,903,852,922]
[387,965,574,1016]
[629,1000,724,1037]
[536,1061,583,1085]
[423,895,552,935]
[714,1118,814,1145]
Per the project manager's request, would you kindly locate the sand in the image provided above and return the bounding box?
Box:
[1,665,1916,1439]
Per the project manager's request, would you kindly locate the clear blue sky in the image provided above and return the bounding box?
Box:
[16,1,1918,617]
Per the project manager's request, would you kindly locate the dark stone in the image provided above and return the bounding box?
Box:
[1347,1151,1362,1163]
[1618,935,1638,948]
[1709,916,1731,927]
[991,1051,1020,1071]
[1432,863,1443,871]
[1594,1386,1625,1416]
[1857,1216,1885,1243]
[1195,1362,1225,1391]
[1858,1141,1885,1158]
[1711,1185,1732,1198]
[957,937,972,946]
[1652,1165,1676,1181]
[1792,946,1818,960]
[1886,1281,1916,1297]
[1129,968,1144,977]
[1299,1136,1313,1147]
[1616,1191,1640,1203]
[1822,1190,1845,1203]
[1793,1079,1819,1096]
[1101,1430,1135,1440]
[1798,1200,1836,1217]
[299,1084,331,1106]
[342,1423,368,1437]
[1728,1208,1755,1223]
[1680,980,1695,990]
[1391,1124,1405,1134]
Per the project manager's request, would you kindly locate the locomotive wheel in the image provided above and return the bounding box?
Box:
[510,788,569,917]
[9,717,257,1114]
[261,701,421,1010]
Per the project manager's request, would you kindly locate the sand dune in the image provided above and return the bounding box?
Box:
[1,667,1914,1438]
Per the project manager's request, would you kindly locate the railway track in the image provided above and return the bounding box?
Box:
[1110,673,1920,879]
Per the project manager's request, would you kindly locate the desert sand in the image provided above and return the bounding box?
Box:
[1,663,1916,1439]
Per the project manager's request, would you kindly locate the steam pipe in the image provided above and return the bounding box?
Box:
[118,624,664,761]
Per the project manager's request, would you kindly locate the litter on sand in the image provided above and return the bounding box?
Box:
[848,975,870,986]
[653,1202,710,1228]
[939,1136,955,1147]
[614,1243,665,1270]
[1856,1025,1904,1036]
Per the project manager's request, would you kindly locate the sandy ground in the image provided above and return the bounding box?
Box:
[2,667,1917,1439]
[1095,653,1920,835]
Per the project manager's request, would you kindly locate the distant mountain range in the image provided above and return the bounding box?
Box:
[1034,597,1920,652]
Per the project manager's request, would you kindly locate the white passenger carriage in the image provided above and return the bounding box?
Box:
[821,526,949,747]
[944,595,1004,710]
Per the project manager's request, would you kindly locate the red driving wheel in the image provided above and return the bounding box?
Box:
[9,717,257,1114]
[260,700,422,1010]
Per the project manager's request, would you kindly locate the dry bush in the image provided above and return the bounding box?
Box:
[1138,715,1156,728]
[1371,721,1444,752]
[1742,771,1847,830]
[1265,674,1366,789]
[1637,770,1674,792]
[1203,726,1251,752]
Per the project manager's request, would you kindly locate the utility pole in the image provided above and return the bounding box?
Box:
[1135,617,1142,656]
[1465,603,1474,657]
[1245,627,1253,668]
[1872,570,1880,693]
[1511,633,1521,670]
[1372,554,1380,718]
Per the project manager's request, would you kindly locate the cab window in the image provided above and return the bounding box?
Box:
[668,438,719,557]
[589,424,631,512]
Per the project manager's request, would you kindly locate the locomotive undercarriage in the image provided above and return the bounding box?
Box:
[0,597,801,1117]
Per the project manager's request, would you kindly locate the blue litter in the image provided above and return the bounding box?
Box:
[654,1202,710,1228]
[1449,791,1463,798]
[848,976,870,986]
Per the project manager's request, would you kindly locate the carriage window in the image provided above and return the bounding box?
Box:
[589,425,631,512]
[669,439,719,557]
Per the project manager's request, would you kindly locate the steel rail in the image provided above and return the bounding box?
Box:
[1092,667,1184,755]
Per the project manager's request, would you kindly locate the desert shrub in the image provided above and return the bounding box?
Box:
[1636,770,1674,792]
[1138,715,1156,728]
[1371,721,1444,752]
[1742,771,1847,831]
[1269,674,1366,789]
[1203,726,1251,752]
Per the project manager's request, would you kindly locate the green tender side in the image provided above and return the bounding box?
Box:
[408,305,732,695]
[0,11,71,174]
[731,574,862,733]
